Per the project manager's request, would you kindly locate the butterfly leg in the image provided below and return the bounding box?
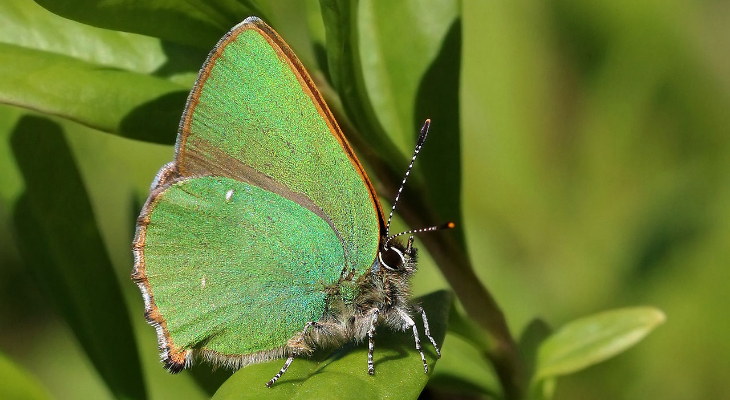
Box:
[398,309,429,374]
[414,305,441,358]
[266,355,294,388]
[367,308,380,375]
[266,321,317,387]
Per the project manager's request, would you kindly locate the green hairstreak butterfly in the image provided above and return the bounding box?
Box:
[132,16,452,387]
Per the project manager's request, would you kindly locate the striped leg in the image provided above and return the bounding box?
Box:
[266,355,294,388]
[414,305,441,358]
[367,308,380,375]
[266,321,316,387]
[398,310,428,374]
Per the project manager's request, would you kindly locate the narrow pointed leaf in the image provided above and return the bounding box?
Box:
[318,0,400,162]
[34,0,272,49]
[11,116,146,400]
[212,291,451,400]
[357,0,459,151]
[1,0,167,74]
[0,43,186,144]
[535,306,666,380]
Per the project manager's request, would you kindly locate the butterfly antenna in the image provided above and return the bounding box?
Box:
[385,222,456,249]
[385,119,431,240]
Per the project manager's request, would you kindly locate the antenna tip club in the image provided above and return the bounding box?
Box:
[418,119,431,145]
[445,222,456,229]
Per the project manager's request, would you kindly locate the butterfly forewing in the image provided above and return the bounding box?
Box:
[177,18,382,273]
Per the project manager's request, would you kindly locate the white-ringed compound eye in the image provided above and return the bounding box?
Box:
[378,246,405,271]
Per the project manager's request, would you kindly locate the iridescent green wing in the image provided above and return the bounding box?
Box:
[176,17,383,274]
[135,177,344,368]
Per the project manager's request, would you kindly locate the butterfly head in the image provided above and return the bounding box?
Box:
[377,236,417,277]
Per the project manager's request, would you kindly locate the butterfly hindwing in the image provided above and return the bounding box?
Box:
[137,176,344,365]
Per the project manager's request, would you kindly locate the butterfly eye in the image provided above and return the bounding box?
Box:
[378,246,405,271]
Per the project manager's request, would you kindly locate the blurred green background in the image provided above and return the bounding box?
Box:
[1,0,728,399]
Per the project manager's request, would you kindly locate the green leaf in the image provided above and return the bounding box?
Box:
[0,2,317,146]
[534,306,666,380]
[427,332,501,398]
[262,1,321,70]
[34,0,272,50]
[303,0,329,77]
[529,377,556,400]
[519,319,555,400]
[446,303,492,353]
[11,116,146,400]
[0,351,52,400]
[0,43,187,144]
[317,0,401,165]
[358,0,464,237]
[211,291,451,400]
[189,368,234,397]
[425,304,503,398]
[358,0,459,151]
[518,318,552,382]
[0,0,167,74]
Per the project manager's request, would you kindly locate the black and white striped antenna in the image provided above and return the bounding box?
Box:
[383,119,454,249]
